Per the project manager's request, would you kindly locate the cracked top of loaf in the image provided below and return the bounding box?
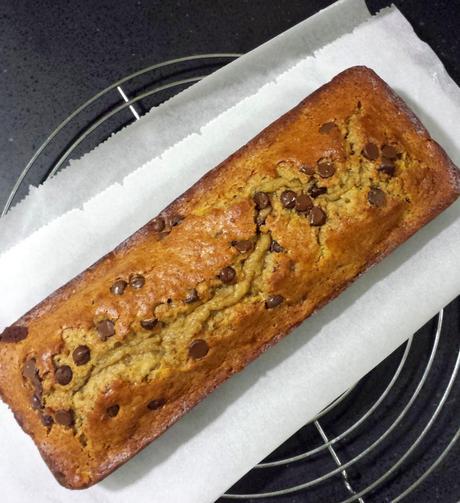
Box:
[0,66,458,489]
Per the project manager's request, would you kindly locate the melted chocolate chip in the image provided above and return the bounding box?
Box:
[0,325,28,343]
[308,185,327,198]
[309,207,327,226]
[130,274,145,289]
[55,365,73,386]
[55,409,74,427]
[147,398,166,410]
[73,345,91,366]
[368,188,386,207]
[41,414,54,428]
[23,359,37,381]
[110,279,127,296]
[31,394,43,410]
[265,295,284,309]
[140,318,158,330]
[317,161,336,178]
[184,289,199,304]
[362,142,379,160]
[97,319,115,341]
[270,240,285,253]
[378,161,396,177]
[295,193,313,213]
[319,121,337,134]
[381,144,398,159]
[231,240,254,253]
[188,339,209,359]
[280,190,297,209]
[22,358,42,395]
[152,217,166,232]
[300,164,315,175]
[253,192,270,210]
[219,266,236,284]
[106,405,120,417]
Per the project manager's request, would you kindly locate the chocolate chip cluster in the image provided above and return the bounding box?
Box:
[255,189,327,228]
[362,141,400,207]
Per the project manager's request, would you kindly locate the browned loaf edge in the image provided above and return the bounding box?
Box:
[0,66,459,489]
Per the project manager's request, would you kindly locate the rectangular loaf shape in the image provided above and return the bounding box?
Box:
[0,66,459,489]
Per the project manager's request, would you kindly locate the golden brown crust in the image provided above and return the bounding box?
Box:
[0,66,459,489]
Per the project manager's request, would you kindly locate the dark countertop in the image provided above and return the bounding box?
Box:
[0,1,458,501]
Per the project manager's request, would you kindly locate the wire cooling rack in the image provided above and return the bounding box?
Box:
[2,55,459,502]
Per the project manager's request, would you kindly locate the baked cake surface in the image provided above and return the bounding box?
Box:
[0,66,458,488]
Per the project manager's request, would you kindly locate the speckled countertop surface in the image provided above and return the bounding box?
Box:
[0,1,458,501]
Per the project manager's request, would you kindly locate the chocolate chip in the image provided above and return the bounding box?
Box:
[34,380,43,397]
[184,289,199,304]
[308,185,327,198]
[31,394,42,410]
[381,144,398,159]
[378,161,395,177]
[231,240,254,253]
[188,339,209,359]
[55,365,73,386]
[265,295,284,309]
[55,409,74,427]
[280,190,297,209]
[219,266,236,284]
[73,345,91,366]
[97,319,115,341]
[23,359,37,381]
[152,217,166,232]
[295,193,313,213]
[368,188,386,207]
[300,164,315,175]
[147,398,166,410]
[130,274,145,289]
[255,212,267,227]
[362,142,379,160]
[317,161,336,178]
[110,279,127,296]
[107,405,120,417]
[0,325,28,343]
[141,318,158,330]
[270,240,285,253]
[41,414,54,428]
[319,122,337,134]
[310,207,327,226]
[253,192,270,210]
[22,358,42,395]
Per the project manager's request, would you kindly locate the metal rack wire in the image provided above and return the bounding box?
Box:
[222,310,459,501]
[2,55,458,502]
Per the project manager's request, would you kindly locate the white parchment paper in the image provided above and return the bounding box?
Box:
[0,2,459,503]
[0,0,370,254]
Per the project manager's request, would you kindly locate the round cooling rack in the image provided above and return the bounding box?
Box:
[3,55,459,502]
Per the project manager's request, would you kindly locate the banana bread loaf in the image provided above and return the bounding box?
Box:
[0,66,459,489]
